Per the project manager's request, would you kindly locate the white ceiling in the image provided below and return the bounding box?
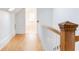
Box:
[13,8,23,13]
[0,8,23,14]
[0,8,9,11]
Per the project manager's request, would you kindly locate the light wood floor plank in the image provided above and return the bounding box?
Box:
[1,34,43,51]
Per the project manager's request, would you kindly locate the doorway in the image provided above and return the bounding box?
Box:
[15,8,25,34]
[25,8,37,34]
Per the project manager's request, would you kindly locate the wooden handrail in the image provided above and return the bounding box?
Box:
[46,26,60,35]
[75,36,79,42]
[41,25,60,35]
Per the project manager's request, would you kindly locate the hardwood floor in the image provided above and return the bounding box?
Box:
[1,14,43,51]
[1,20,43,51]
[1,34,43,51]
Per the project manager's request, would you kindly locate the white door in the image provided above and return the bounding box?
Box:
[15,9,25,34]
[26,8,37,34]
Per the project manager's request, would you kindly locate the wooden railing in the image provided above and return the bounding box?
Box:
[42,25,60,35]
[39,21,79,51]
[41,25,60,50]
[75,36,79,42]
[59,21,79,51]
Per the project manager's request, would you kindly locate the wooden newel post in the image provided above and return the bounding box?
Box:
[59,21,78,51]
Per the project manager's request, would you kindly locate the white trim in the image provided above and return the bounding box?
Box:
[0,32,15,49]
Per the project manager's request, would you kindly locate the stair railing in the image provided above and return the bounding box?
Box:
[59,21,78,51]
[39,21,79,51]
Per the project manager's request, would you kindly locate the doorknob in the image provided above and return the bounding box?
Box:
[37,20,39,23]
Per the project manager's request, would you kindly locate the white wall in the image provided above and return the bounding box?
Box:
[37,8,52,27]
[15,9,25,34]
[0,10,15,49]
[37,8,59,51]
[52,8,79,33]
[10,12,16,36]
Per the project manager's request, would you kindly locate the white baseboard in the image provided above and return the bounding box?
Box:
[0,32,15,49]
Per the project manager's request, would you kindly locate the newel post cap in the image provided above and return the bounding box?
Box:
[59,21,78,31]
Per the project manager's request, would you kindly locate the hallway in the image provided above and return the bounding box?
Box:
[1,17,43,51]
[1,34,43,51]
